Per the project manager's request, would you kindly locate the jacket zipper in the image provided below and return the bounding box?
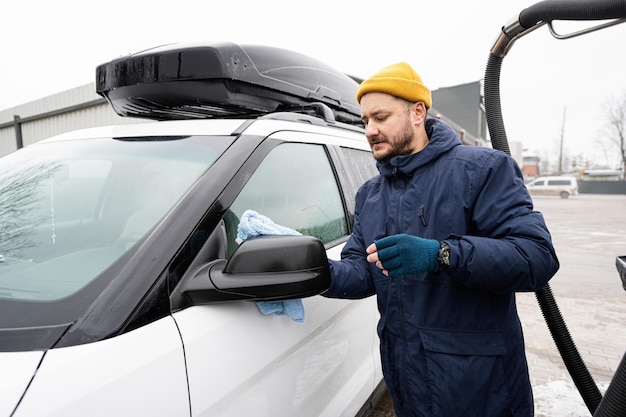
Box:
[418,208,427,227]
[392,174,412,410]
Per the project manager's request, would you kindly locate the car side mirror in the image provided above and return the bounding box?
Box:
[617,256,626,292]
[181,235,330,304]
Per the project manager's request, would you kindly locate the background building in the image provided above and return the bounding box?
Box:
[432,81,486,142]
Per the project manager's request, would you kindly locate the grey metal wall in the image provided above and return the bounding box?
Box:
[432,81,486,140]
[0,83,145,157]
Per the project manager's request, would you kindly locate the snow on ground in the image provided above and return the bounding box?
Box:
[534,380,611,417]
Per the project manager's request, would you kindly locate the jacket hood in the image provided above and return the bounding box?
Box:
[377,118,462,178]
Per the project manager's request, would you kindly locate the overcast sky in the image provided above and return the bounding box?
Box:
[2,0,625,167]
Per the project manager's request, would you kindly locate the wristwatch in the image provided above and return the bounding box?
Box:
[437,241,450,271]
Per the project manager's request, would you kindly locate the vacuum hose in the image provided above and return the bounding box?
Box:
[485,54,604,415]
[484,1,626,415]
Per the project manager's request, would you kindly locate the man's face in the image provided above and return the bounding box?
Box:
[359,93,418,163]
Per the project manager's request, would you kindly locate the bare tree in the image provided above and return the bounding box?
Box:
[598,93,626,179]
[0,164,57,256]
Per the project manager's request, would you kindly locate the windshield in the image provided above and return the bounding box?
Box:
[0,135,232,306]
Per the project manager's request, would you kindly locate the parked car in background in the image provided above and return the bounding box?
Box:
[525,176,579,199]
[0,42,384,417]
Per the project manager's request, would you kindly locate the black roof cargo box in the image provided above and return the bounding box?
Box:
[96,42,361,124]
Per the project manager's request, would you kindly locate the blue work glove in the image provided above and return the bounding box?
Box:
[374,234,440,276]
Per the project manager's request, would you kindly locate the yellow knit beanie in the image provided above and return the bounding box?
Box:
[356,62,432,108]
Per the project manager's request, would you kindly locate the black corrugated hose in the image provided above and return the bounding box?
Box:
[484,11,626,412]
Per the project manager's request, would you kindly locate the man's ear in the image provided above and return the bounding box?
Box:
[412,101,427,124]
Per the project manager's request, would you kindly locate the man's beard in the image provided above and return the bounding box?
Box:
[374,120,415,163]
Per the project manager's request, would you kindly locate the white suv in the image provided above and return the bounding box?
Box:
[0,43,383,417]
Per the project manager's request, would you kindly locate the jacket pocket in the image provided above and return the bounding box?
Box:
[420,328,512,417]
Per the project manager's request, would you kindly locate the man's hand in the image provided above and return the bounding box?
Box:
[366,234,440,277]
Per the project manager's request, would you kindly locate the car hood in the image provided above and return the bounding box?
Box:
[0,351,43,417]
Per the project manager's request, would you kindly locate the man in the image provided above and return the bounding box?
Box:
[324,62,559,416]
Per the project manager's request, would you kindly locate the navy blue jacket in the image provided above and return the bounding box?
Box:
[326,118,559,416]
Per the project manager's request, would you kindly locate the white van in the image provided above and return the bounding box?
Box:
[525,176,579,199]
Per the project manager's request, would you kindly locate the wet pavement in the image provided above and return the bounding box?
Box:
[370,194,626,416]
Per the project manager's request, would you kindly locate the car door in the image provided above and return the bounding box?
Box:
[528,179,546,195]
[12,318,190,417]
[173,134,381,417]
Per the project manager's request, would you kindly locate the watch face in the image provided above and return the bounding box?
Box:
[441,250,450,265]
[438,243,450,268]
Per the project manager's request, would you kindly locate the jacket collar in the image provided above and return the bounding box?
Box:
[377,118,462,178]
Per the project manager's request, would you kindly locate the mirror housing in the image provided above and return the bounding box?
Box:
[616,256,626,291]
[182,235,330,303]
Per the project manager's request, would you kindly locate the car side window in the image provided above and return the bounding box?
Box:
[226,143,347,254]
[341,147,378,185]
[338,147,377,207]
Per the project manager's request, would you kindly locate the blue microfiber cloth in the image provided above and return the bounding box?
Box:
[254,299,305,322]
[236,209,305,322]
